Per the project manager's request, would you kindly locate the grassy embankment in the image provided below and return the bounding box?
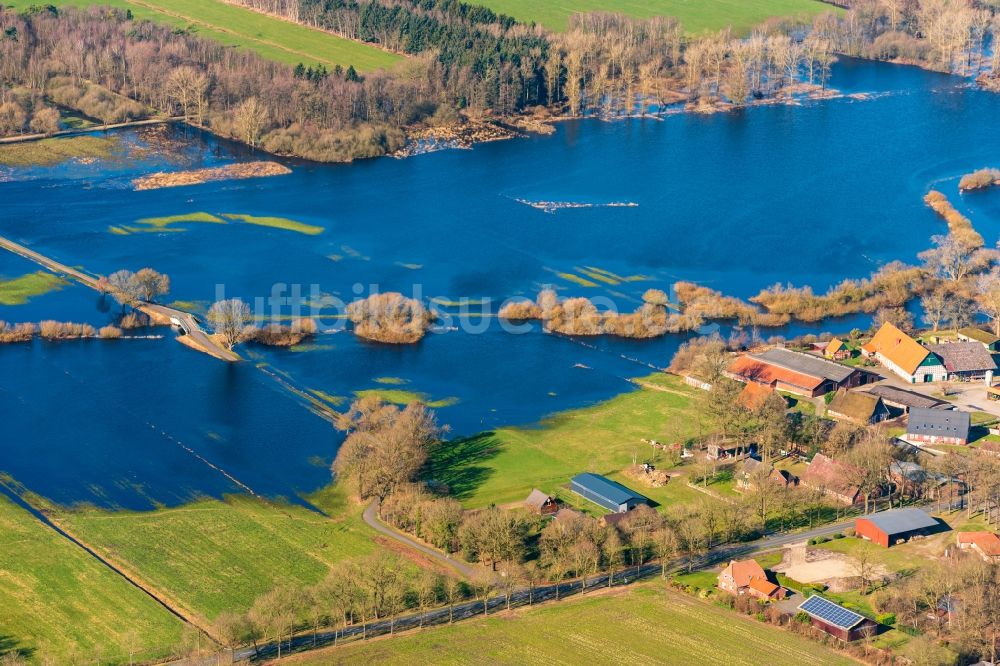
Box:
[280,583,856,666]
[0,135,119,167]
[35,487,377,626]
[0,271,66,305]
[475,0,837,33]
[3,0,401,71]
[0,492,185,663]
[428,373,714,512]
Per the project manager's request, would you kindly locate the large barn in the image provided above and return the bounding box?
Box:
[726,347,871,398]
[855,507,941,548]
[569,473,649,513]
[862,322,946,383]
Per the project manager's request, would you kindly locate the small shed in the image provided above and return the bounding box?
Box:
[523,488,558,515]
[706,441,755,461]
[569,473,650,513]
[855,507,941,548]
[798,595,878,641]
[906,408,971,446]
[824,338,851,360]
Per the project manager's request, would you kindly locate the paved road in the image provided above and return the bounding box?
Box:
[363,500,476,577]
[0,234,238,362]
[170,502,930,665]
[0,117,177,144]
[143,304,239,362]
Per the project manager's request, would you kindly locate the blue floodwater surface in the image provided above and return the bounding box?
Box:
[2,57,999,509]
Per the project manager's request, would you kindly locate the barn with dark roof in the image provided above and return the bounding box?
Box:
[906,408,971,446]
[855,507,942,548]
[569,473,649,513]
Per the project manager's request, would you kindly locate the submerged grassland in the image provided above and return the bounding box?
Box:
[0,135,118,167]
[111,212,323,235]
[0,271,66,305]
[0,492,185,663]
[281,583,855,666]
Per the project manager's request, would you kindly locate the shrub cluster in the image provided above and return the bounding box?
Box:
[0,321,36,343]
[924,190,984,248]
[246,318,318,347]
[347,293,433,344]
[38,321,97,339]
[958,168,1000,192]
[98,325,122,339]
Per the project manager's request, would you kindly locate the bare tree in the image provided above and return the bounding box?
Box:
[234,97,268,147]
[207,298,252,350]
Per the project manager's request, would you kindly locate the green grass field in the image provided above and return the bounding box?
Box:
[44,488,376,624]
[3,0,401,71]
[429,374,710,509]
[0,135,119,167]
[477,0,837,33]
[284,583,855,666]
[0,493,184,663]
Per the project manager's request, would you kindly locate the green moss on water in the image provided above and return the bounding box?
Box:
[354,388,459,409]
[0,135,119,167]
[221,213,324,235]
[0,271,67,305]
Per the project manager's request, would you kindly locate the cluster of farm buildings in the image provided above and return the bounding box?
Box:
[520,322,1000,646]
[718,506,1000,642]
[726,322,999,447]
[530,466,1000,644]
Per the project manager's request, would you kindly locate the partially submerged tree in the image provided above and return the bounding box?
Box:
[207,298,252,350]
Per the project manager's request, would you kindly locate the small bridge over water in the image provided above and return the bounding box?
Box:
[0,235,238,362]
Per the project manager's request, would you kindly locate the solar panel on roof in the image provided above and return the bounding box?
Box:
[798,595,865,629]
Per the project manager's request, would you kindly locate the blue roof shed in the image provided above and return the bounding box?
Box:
[569,473,650,513]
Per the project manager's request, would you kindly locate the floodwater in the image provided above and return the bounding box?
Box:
[2,57,999,509]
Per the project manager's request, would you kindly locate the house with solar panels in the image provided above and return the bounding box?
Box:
[798,595,878,641]
[568,473,650,513]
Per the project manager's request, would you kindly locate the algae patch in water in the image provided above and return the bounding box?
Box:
[0,271,67,305]
[0,135,119,167]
